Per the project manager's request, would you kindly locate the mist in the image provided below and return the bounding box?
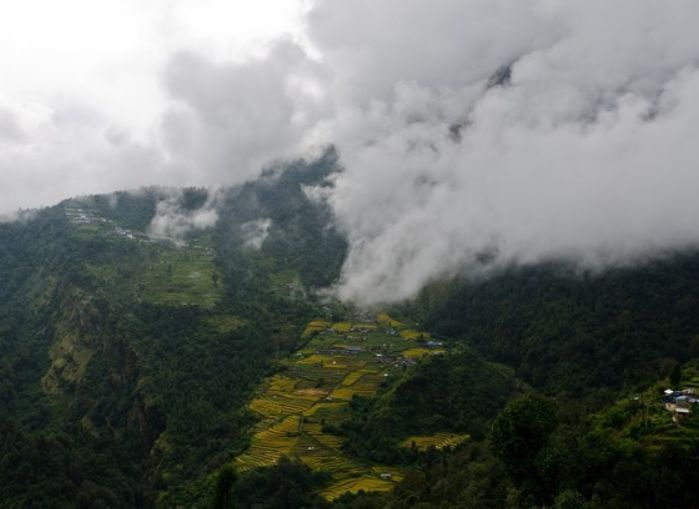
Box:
[2,0,699,303]
[308,0,699,303]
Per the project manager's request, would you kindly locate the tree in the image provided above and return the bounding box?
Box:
[691,336,699,359]
[669,362,682,388]
[489,393,559,504]
[553,490,585,509]
[212,465,237,509]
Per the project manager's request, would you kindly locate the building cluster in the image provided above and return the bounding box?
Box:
[662,388,699,420]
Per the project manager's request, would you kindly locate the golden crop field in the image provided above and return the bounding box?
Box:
[302,320,331,337]
[296,354,334,366]
[376,312,404,328]
[329,387,357,401]
[249,392,317,419]
[268,375,297,392]
[402,347,431,359]
[341,370,365,386]
[401,433,470,451]
[302,401,345,417]
[234,314,446,500]
[236,416,302,471]
[303,422,344,449]
[398,329,430,340]
[331,321,352,332]
[320,475,397,501]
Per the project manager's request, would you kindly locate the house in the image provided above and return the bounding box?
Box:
[663,388,696,417]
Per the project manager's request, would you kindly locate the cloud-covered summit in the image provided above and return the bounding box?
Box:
[307,0,699,302]
[2,0,699,303]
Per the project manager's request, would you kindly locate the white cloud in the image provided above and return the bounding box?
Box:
[305,0,699,303]
[159,40,327,185]
[148,189,220,244]
[3,0,699,304]
[240,218,272,250]
[0,0,307,214]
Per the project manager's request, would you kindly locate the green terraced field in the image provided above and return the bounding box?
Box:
[86,233,223,307]
[138,242,222,307]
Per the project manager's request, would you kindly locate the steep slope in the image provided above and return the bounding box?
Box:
[408,259,699,399]
[0,151,347,507]
[4,149,699,508]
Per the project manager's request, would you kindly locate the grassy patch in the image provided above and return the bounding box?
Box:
[205,315,245,334]
[86,236,223,308]
[139,245,222,307]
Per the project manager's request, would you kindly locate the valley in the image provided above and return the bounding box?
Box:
[2,163,699,508]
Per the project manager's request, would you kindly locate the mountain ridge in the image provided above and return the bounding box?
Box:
[1,154,698,507]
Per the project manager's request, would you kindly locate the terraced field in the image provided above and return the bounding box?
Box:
[85,231,223,307]
[235,314,442,500]
[401,433,470,452]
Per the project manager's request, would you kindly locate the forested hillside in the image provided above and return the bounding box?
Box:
[0,151,347,507]
[1,151,699,508]
[408,260,699,400]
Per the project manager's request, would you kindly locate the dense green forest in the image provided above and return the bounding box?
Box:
[408,259,699,399]
[1,149,699,507]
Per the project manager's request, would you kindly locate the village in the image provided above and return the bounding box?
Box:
[65,206,153,242]
[65,206,214,254]
[662,387,699,422]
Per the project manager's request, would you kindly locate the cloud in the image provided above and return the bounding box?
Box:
[0,108,26,144]
[0,209,37,224]
[0,0,308,215]
[306,0,554,104]
[160,40,328,185]
[240,218,272,250]
[148,188,220,244]
[303,0,699,303]
[3,0,699,305]
[0,99,162,214]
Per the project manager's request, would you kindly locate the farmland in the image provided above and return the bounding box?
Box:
[84,230,223,308]
[235,314,444,500]
[401,433,470,452]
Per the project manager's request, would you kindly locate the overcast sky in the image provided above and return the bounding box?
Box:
[2,0,699,302]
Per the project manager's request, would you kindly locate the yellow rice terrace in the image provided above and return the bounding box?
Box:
[234,314,453,500]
